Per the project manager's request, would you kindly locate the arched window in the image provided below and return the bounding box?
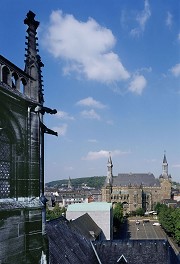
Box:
[11,72,19,89]
[0,129,11,198]
[2,66,10,85]
[20,78,27,93]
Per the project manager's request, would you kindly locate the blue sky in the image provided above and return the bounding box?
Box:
[1,1,180,183]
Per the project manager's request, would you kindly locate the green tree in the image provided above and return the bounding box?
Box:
[172,208,180,244]
[113,203,123,228]
[154,203,180,244]
[130,211,136,217]
[174,221,180,245]
[159,206,175,235]
[136,207,145,216]
[154,202,166,215]
[46,205,66,221]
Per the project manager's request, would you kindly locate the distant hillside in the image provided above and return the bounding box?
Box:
[46,176,106,189]
[46,177,180,190]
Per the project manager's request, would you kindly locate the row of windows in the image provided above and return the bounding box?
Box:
[112,195,129,200]
[0,65,27,93]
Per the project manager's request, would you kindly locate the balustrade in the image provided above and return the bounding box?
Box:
[0,55,28,95]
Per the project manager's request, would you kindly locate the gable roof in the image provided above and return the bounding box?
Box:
[93,240,178,264]
[113,173,160,187]
[46,218,179,264]
[46,217,99,264]
[69,213,102,241]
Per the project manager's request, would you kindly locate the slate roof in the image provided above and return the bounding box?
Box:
[46,217,179,264]
[46,216,99,264]
[93,240,179,264]
[68,213,102,241]
[113,173,160,187]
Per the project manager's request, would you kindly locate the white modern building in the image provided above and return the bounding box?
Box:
[66,202,113,240]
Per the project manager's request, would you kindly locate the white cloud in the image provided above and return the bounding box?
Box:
[80,109,101,120]
[56,110,75,120]
[110,83,127,95]
[64,166,74,171]
[82,149,130,160]
[130,0,151,37]
[178,33,180,41]
[137,0,151,29]
[82,150,108,160]
[138,67,152,73]
[42,10,130,83]
[128,75,147,95]
[76,97,106,109]
[166,12,173,28]
[88,139,98,143]
[52,124,67,136]
[106,120,114,125]
[144,158,157,163]
[170,64,180,77]
[172,164,180,168]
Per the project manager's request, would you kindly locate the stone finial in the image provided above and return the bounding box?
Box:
[24,11,39,30]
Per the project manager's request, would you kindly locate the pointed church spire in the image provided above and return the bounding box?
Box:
[24,11,44,103]
[108,152,112,164]
[68,176,72,189]
[163,150,167,164]
[162,151,168,178]
[106,152,113,185]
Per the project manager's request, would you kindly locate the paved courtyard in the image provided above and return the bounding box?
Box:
[117,218,167,240]
[128,219,166,240]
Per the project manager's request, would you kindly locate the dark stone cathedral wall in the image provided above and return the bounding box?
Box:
[0,90,40,199]
[0,57,44,263]
[0,208,43,263]
[0,11,55,263]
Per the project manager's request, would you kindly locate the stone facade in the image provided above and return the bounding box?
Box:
[102,154,172,214]
[0,11,56,263]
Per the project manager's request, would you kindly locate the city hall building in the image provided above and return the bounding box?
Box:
[102,154,172,214]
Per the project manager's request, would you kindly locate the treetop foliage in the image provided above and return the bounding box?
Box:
[46,205,66,221]
[113,203,124,228]
[155,203,180,245]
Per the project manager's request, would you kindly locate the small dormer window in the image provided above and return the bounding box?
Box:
[117,254,128,263]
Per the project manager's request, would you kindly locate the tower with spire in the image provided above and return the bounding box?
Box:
[68,176,73,189]
[106,153,113,186]
[159,152,172,199]
[102,154,113,202]
[162,152,168,178]
[159,152,171,181]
